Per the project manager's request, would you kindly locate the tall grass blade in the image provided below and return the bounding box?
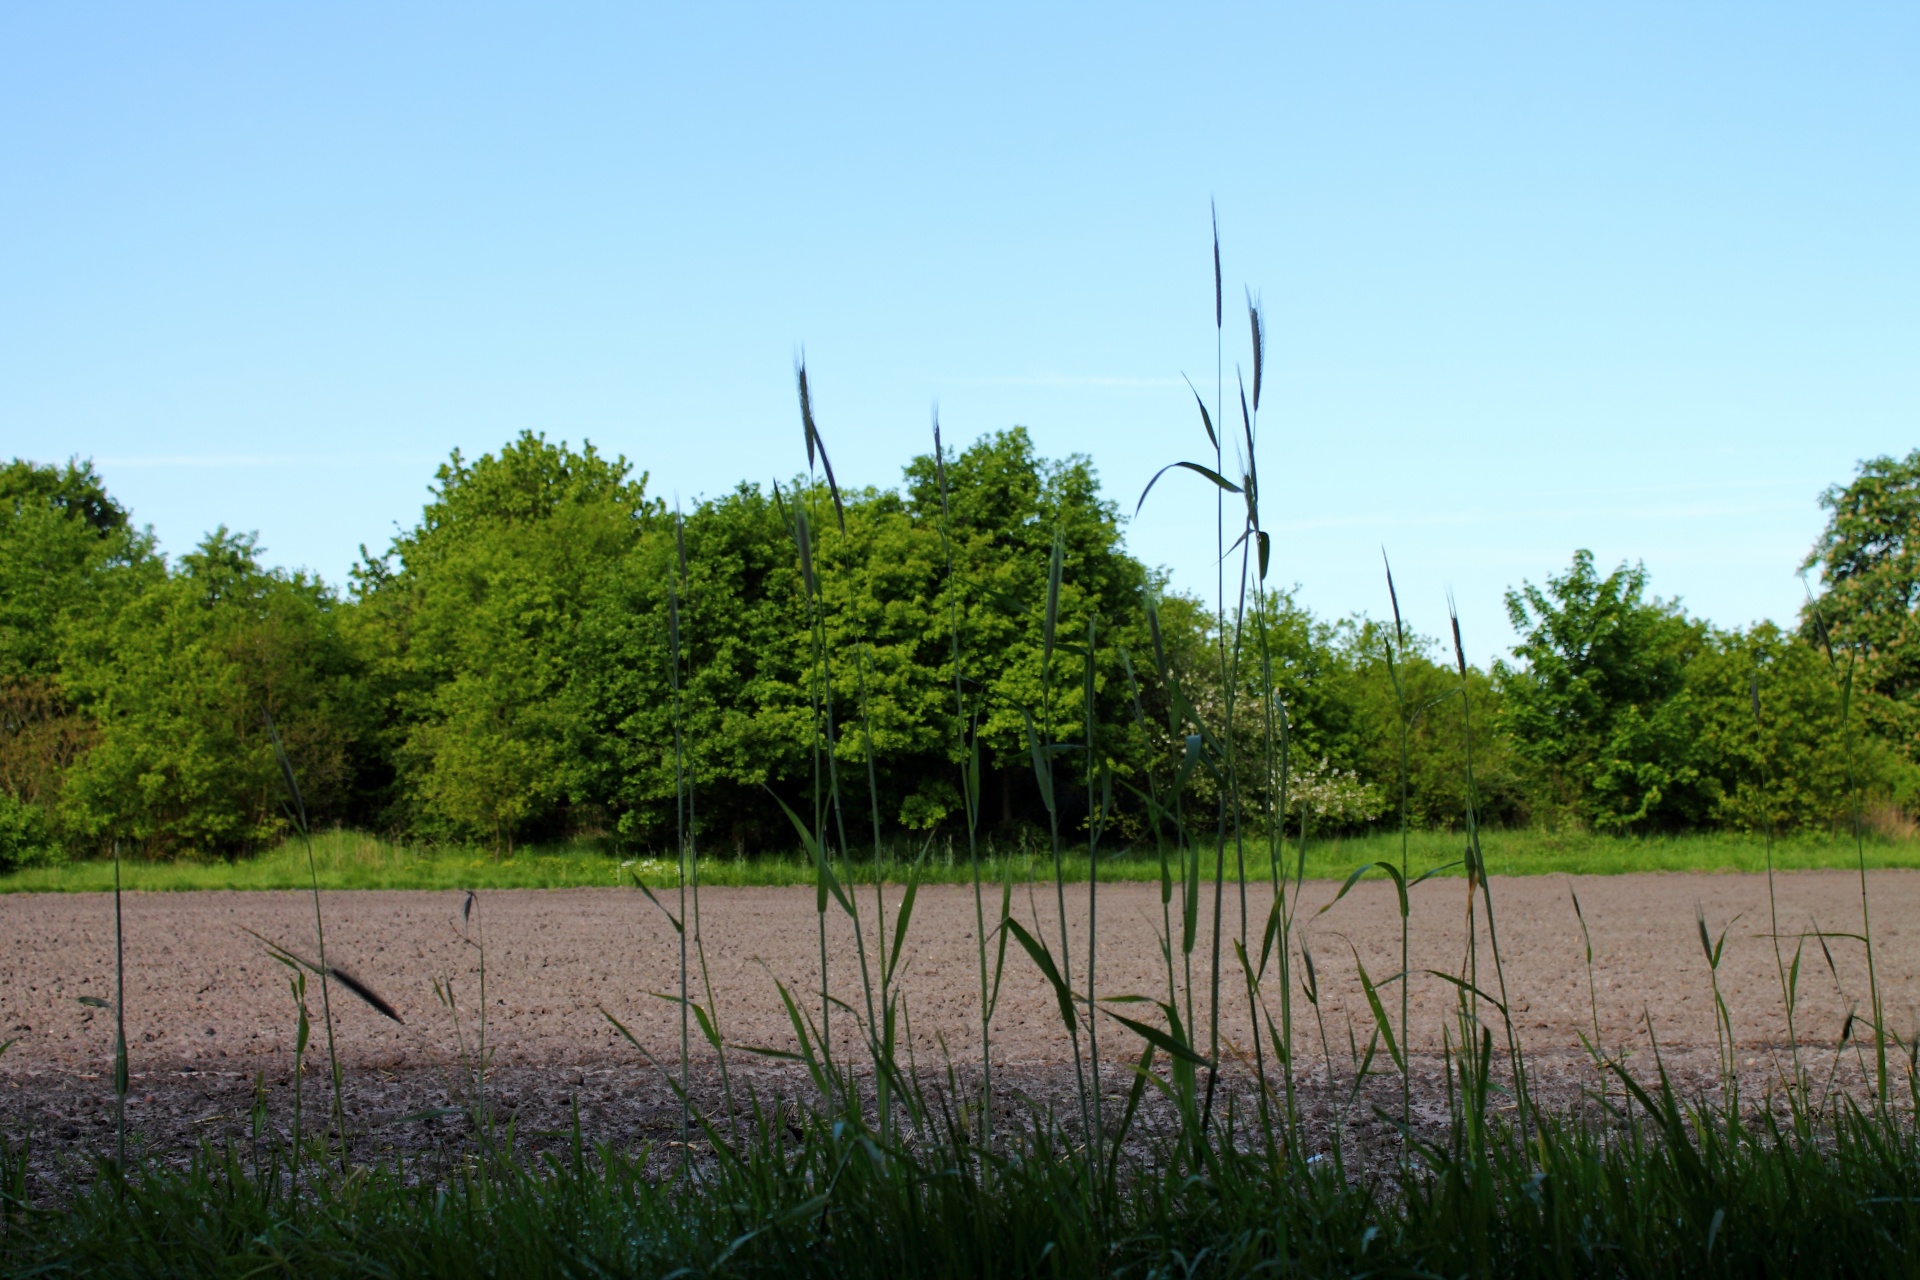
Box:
[1133,460,1241,518]
[265,708,346,1167]
[110,841,126,1179]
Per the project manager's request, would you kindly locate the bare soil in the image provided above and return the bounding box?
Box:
[3,870,1914,1182]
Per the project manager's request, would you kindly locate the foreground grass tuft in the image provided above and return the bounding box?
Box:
[6,1075,1920,1278]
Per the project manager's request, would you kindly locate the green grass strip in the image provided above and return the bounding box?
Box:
[3,827,1916,893]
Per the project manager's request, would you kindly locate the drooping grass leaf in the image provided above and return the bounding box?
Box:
[1004,916,1078,1037]
[1182,374,1218,451]
[1135,461,1242,518]
[326,965,404,1025]
[1100,1004,1210,1067]
[986,862,1014,1022]
[1106,1042,1154,1187]
[885,837,932,989]
[651,993,725,1054]
[1352,946,1406,1074]
[1023,710,1056,817]
[1257,894,1282,979]
[1426,970,1508,1017]
[765,787,852,918]
[1319,860,1408,919]
[631,871,683,934]
[238,925,404,1023]
[793,506,818,601]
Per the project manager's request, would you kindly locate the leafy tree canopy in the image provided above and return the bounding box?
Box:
[0,440,1910,861]
[58,529,369,858]
[0,458,151,682]
[1499,551,1711,831]
[1803,449,1920,741]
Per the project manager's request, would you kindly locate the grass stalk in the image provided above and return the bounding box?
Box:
[1806,593,1889,1106]
[934,417,999,1152]
[1450,604,1530,1137]
[675,512,736,1141]
[109,840,127,1179]
[265,711,346,1168]
[1082,615,1104,1179]
[667,566,692,1168]
[1029,530,1095,1181]
[1751,670,1805,1102]
[1382,558,1415,1134]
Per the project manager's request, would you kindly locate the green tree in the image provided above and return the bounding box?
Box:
[1688,622,1912,833]
[1306,620,1526,832]
[0,459,157,863]
[0,458,144,680]
[572,480,814,852]
[574,427,1164,850]
[1802,448,1920,751]
[1498,551,1712,831]
[355,432,660,849]
[58,530,368,858]
[901,428,1158,833]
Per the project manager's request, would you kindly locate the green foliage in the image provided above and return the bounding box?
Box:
[56,530,369,859]
[0,458,143,682]
[1499,550,1713,831]
[354,432,660,849]
[0,459,158,859]
[1172,604,1527,833]
[1691,622,1913,831]
[4,441,1914,859]
[1802,447,1920,749]
[0,791,58,872]
[573,478,812,848]
[1496,551,1909,834]
[1321,620,1527,830]
[574,428,1159,850]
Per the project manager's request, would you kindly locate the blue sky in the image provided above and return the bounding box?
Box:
[4,4,1914,661]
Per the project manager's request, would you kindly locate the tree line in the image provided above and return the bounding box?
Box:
[1,433,1914,867]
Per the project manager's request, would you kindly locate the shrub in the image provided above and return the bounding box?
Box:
[0,791,59,871]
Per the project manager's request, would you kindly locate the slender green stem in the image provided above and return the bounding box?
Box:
[668,582,691,1169]
[300,828,346,1171]
[1752,670,1803,1102]
[110,841,127,1179]
[934,421,996,1151]
[1839,653,1888,1107]
[1083,616,1104,1181]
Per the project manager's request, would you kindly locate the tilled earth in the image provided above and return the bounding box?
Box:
[3,870,1914,1187]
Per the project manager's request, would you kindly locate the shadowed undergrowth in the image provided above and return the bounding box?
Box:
[7,1062,1920,1277]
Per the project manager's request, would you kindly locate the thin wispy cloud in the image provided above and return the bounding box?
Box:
[98,454,439,469]
[1268,499,1804,534]
[949,374,1187,389]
